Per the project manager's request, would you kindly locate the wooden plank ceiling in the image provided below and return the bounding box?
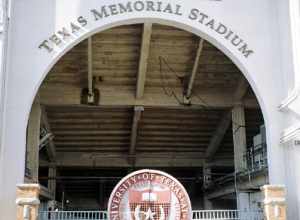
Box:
[45,106,225,153]
[38,23,263,169]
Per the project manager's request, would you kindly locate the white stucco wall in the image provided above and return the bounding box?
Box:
[0,0,299,219]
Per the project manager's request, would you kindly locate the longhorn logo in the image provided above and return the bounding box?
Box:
[129,189,171,220]
[134,205,166,220]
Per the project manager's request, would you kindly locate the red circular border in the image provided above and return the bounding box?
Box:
[107,169,192,220]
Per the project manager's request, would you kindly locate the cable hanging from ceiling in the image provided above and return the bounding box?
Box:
[159,56,184,105]
[158,55,246,133]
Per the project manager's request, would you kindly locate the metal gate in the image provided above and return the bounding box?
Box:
[39,211,107,220]
[192,210,263,220]
[39,210,264,220]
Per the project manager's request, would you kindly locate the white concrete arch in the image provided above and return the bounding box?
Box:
[32,17,268,127]
[0,0,289,219]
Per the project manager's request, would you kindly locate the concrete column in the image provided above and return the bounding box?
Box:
[16,184,40,220]
[48,167,56,200]
[232,104,247,172]
[232,105,250,212]
[203,166,212,189]
[26,101,41,182]
[261,185,286,220]
[237,192,250,219]
[237,192,249,210]
[203,196,213,210]
[203,165,213,209]
[98,180,105,209]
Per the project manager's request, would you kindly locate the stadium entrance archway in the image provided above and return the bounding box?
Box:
[0,1,289,219]
[29,22,268,219]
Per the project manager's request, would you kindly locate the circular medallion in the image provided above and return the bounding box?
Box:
[108,169,192,220]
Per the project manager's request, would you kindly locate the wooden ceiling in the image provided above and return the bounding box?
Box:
[39,24,256,107]
[42,24,240,90]
[38,23,263,170]
[45,106,226,153]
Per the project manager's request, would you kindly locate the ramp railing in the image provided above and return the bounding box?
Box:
[192,210,263,220]
[39,210,263,220]
[193,210,239,219]
[39,211,107,220]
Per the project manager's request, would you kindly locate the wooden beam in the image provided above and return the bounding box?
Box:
[87,37,94,103]
[136,23,152,99]
[205,111,231,159]
[207,185,236,200]
[205,77,249,160]
[186,39,204,99]
[129,106,144,163]
[207,174,268,199]
[40,185,54,200]
[233,77,249,102]
[40,86,259,108]
[206,160,235,168]
[39,152,234,168]
[41,107,56,162]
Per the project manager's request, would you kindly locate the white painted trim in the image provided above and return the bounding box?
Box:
[279,0,300,112]
[278,86,300,111]
[0,0,10,178]
[16,184,40,189]
[261,185,286,190]
[263,198,286,205]
[16,198,40,206]
[280,123,300,144]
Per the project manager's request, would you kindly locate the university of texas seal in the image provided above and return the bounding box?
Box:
[108,169,192,220]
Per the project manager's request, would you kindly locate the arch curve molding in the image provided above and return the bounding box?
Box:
[34,0,267,119]
[0,1,288,219]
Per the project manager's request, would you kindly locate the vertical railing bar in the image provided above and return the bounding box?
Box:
[38,209,263,220]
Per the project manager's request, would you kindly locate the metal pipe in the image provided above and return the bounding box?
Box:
[186,39,204,98]
[62,191,65,211]
[87,37,94,103]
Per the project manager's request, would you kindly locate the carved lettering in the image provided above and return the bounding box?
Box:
[38,1,254,58]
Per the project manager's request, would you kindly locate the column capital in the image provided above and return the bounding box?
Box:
[16,184,41,220]
[16,184,40,198]
[261,184,287,220]
[17,183,40,188]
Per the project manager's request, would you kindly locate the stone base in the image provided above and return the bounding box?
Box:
[16,184,40,220]
[261,185,286,220]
